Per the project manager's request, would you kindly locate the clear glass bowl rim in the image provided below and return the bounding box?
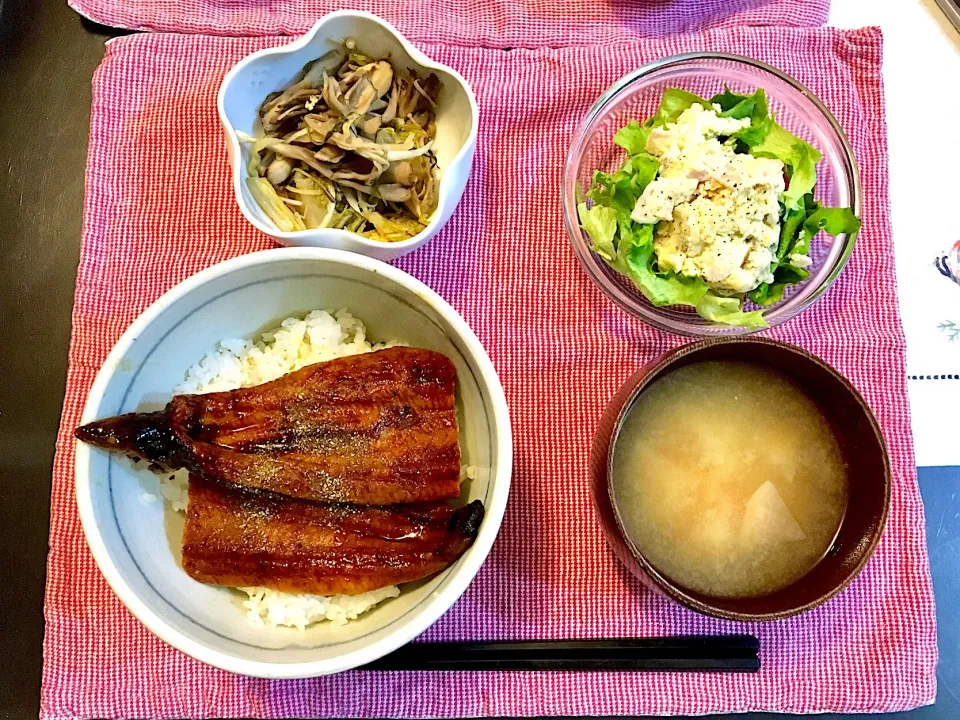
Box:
[562,51,863,337]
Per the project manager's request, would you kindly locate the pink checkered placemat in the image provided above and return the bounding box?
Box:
[43,25,936,718]
[69,0,829,45]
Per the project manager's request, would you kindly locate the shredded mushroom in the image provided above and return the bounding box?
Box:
[240,40,442,242]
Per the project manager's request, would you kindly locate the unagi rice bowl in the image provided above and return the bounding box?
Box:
[156,309,474,630]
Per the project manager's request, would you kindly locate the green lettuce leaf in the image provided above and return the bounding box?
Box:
[696,293,769,329]
[747,281,786,307]
[577,202,619,264]
[709,88,747,113]
[776,194,811,263]
[617,224,711,307]
[587,170,631,215]
[587,153,660,219]
[649,88,711,127]
[749,200,859,306]
[799,206,862,251]
[710,88,772,146]
[773,264,811,285]
[748,263,812,307]
[748,123,821,211]
[613,121,651,156]
[621,153,660,195]
[794,205,862,273]
[782,142,820,210]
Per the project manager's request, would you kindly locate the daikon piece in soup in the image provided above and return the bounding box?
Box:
[611,360,848,598]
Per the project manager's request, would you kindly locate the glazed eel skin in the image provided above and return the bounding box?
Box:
[182,477,484,595]
[75,347,462,505]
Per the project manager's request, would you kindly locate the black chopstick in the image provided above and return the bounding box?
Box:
[362,635,760,672]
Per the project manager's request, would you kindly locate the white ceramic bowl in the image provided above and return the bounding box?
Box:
[74,248,512,678]
[218,12,479,261]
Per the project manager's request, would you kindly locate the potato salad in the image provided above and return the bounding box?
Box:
[578,88,861,328]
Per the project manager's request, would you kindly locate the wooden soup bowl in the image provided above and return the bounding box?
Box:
[590,337,891,621]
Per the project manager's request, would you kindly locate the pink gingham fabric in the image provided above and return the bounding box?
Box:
[69,0,829,44]
[43,26,937,718]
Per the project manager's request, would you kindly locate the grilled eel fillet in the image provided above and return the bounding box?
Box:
[75,347,462,505]
[182,477,484,595]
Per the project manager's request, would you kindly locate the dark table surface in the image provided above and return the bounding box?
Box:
[0,0,957,717]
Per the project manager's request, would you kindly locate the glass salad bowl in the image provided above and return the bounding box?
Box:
[562,53,861,337]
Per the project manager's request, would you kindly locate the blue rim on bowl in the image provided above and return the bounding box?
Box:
[74,247,513,678]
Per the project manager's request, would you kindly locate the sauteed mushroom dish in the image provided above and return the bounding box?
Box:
[240,38,442,243]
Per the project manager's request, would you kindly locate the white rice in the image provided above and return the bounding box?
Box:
[175,308,377,394]
[160,309,401,630]
[241,585,401,631]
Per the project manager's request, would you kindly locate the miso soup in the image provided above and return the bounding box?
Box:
[611,360,848,598]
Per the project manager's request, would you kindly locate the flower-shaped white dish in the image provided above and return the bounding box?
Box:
[74,248,512,678]
[218,11,478,261]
